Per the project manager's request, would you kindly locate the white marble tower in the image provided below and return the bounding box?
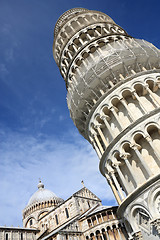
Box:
[53,8,160,240]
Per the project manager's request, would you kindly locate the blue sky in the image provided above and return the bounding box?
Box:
[0,0,160,227]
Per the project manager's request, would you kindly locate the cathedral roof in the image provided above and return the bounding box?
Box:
[27,181,63,206]
[87,205,117,216]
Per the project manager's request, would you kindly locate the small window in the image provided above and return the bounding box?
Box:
[21,233,23,240]
[65,208,69,218]
[55,214,59,225]
[88,201,90,208]
[6,233,8,240]
[30,219,33,226]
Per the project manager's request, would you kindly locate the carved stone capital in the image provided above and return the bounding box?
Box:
[110,105,118,112]
[94,124,101,129]
[150,218,160,235]
[101,114,110,121]
[120,152,131,159]
[132,231,143,240]
[130,142,141,150]
[112,160,121,168]
[145,135,152,142]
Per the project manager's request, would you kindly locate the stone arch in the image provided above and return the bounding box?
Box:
[132,131,146,144]
[121,88,133,98]
[110,96,121,105]
[95,230,102,240]
[137,81,159,110]
[91,14,98,21]
[89,45,97,54]
[133,82,146,93]
[122,137,150,184]
[102,104,122,135]
[73,38,81,48]
[70,20,79,30]
[130,204,151,232]
[112,95,133,127]
[97,40,105,48]
[122,88,144,119]
[77,16,85,25]
[134,127,160,173]
[60,31,67,39]
[38,210,49,220]
[95,114,103,125]
[120,141,132,154]
[82,51,89,60]
[90,232,95,240]
[101,228,107,240]
[148,183,160,218]
[25,216,36,228]
[106,226,112,239]
[65,25,72,34]
[112,150,121,160]
[146,122,160,136]
[84,14,91,21]
[145,77,158,92]
[75,58,82,67]
[101,104,110,115]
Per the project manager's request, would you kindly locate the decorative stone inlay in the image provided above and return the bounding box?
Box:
[132,231,143,240]
[150,218,160,235]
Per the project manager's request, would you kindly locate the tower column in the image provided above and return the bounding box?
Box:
[145,135,160,163]
[132,91,148,113]
[110,171,125,200]
[131,144,152,177]
[117,228,123,240]
[114,163,129,194]
[110,106,123,130]
[95,125,109,148]
[145,85,160,106]
[120,97,135,121]
[101,115,115,138]
[105,174,122,205]
[120,154,138,187]
[106,230,111,240]
[93,134,104,155]
[90,137,102,158]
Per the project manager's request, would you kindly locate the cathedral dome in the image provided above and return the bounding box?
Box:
[27,181,63,206]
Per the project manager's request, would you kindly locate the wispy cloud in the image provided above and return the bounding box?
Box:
[5,48,14,62]
[0,64,9,79]
[0,129,115,227]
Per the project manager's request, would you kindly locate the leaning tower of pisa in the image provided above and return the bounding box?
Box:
[53,8,160,239]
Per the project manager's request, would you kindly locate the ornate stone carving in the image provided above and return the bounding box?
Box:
[150,218,160,235]
[132,231,143,240]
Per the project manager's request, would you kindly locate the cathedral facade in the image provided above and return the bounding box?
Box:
[0,181,128,240]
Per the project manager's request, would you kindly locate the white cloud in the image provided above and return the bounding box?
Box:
[0,129,115,227]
